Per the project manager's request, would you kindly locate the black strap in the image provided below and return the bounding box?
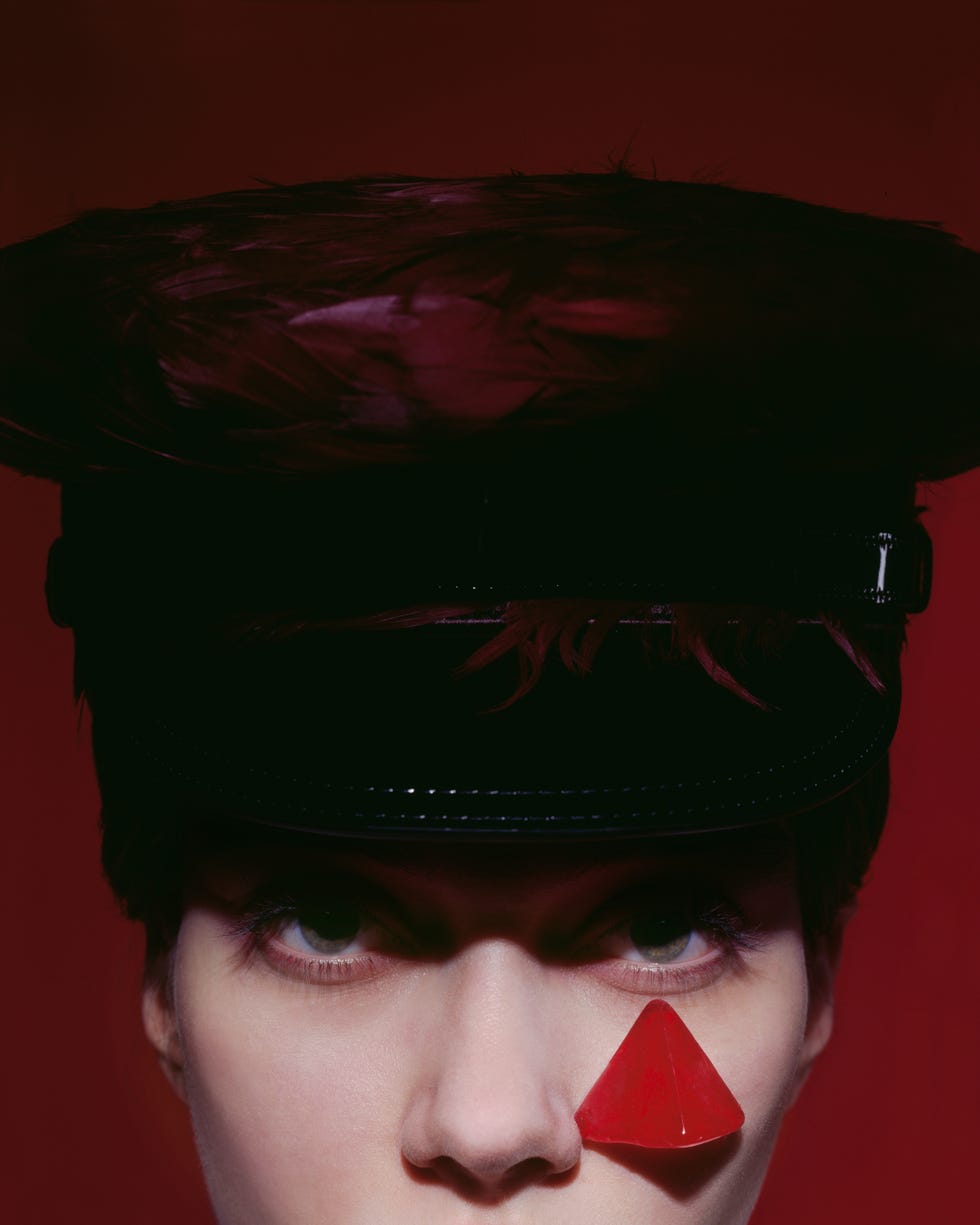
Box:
[45,472,930,628]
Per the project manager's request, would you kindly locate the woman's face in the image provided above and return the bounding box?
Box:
[143,832,835,1225]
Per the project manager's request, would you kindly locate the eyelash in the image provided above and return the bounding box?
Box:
[228,890,763,994]
[588,901,764,995]
[229,895,394,986]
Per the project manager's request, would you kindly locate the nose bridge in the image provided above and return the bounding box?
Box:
[401,937,582,1187]
[445,939,551,1093]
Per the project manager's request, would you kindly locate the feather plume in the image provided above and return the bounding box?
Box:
[2,172,978,481]
[216,598,899,712]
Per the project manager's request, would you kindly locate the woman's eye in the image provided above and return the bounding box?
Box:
[586,900,750,996]
[282,902,365,956]
[232,891,401,986]
[624,914,710,964]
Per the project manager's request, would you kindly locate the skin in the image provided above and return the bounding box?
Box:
[143,832,838,1225]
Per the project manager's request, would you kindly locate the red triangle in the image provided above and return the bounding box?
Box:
[575,999,744,1149]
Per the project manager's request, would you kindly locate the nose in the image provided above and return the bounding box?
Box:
[400,939,583,1201]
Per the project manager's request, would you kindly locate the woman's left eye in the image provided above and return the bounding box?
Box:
[584,898,756,995]
[281,901,366,957]
[609,913,710,965]
[625,914,709,964]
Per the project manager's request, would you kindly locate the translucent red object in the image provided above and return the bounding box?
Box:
[575,999,745,1149]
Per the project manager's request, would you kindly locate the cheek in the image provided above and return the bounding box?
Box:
[696,932,811,1153]
[171,911,412,1224]
[639,934,810,1224]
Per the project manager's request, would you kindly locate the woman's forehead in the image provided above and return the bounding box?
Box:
[191,823,796,898]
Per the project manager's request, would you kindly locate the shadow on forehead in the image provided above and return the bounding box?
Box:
[185,816,795,883]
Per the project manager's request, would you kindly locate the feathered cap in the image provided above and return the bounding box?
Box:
[2,172,977,837]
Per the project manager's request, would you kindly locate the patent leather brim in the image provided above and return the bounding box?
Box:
[86,619,902,839]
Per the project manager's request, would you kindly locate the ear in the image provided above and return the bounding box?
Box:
[141,957,188,1102]
[789,907,852,1107]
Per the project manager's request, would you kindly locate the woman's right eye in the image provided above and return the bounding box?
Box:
[231,889,402,985]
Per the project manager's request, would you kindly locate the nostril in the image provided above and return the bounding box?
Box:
[501,1156,578,1192]
[410,1154,578,1203]
[411,1156,499,1203]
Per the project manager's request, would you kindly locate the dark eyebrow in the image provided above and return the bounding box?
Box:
[245,866,435,930]
[562,871,731,940]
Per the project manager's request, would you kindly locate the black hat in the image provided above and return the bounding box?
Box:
[3,173,977,838]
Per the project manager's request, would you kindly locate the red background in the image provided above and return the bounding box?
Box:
[2,3,978,1221]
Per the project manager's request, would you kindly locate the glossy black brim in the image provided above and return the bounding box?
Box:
[86,620,901,839]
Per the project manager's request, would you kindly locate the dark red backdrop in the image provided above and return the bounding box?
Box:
[3,2,978,1221]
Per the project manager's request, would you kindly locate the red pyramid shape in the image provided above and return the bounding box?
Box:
[575,999,744,1149]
